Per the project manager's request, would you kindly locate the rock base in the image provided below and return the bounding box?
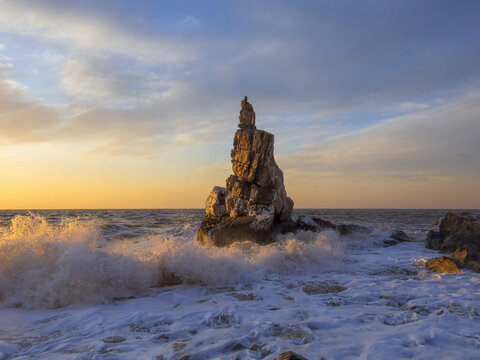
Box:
[195,215,274,247]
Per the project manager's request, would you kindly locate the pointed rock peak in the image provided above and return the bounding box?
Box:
[196,97,295,247]
[239,95,256,130]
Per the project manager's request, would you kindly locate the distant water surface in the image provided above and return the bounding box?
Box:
[1,208,478,242]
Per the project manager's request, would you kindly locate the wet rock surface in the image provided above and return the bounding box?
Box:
[391,230,412,242]
[383,230,412,247]
[426,256,460,274]
[425,212,480,273]
[302,281,346,295]
[102,336,126,344]
[276,351,309,360]
[196,97,294,246]
[282,215,370,236]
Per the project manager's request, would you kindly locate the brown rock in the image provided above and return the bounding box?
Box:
[226,175,252,200]
[276,351,309,360]
[425,213,480,268]
[465,261,480,273]
[195,215,273,247]
[205,186,227,217]
[231,129,274,183]
[238,96,256,130]
[425,256,460,274]
[439,213,480,258]
[425,230,443,250]
[196,97,294,246]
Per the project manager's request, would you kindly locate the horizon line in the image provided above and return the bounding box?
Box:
[0,207,478,211]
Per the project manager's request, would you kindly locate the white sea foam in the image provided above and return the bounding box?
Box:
[1,211,480,360]
[0,214,344,308]
[0,214,151,308]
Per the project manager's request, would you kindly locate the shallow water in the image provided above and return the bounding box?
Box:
[0,209,479,359]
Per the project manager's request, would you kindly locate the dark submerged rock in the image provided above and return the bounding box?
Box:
[383,239,400,247]
[281,215,370,236]
[102,336,126,344]
[302,282,346,295]
[391,230,412,242]
[383,229,412,247]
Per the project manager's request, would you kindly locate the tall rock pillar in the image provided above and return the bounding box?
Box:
[196,96,294,246]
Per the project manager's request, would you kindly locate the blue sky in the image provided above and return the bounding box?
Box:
[0,0,479,208]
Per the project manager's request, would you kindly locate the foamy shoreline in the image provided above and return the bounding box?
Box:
[1,210,479,359]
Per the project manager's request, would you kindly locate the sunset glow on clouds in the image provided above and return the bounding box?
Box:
[0,0,479,209]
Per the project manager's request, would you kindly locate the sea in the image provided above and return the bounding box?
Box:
[1,209,479,359]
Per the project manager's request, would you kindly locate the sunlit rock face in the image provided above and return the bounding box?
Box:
[196,96,294,246]
[425,212,480,273]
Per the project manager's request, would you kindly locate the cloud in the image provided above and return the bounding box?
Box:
[278,92,480,181]
[0,71,61,143]
[0,0,479,163]
[0,0,196,64]
[60,56,170,106]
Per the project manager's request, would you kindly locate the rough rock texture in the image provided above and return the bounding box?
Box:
[425,212,480,273]
[276,351,309,360]
[384,230,412,247]
[282,215,370,236]
[196,97,294,246]
[425,212,480,255]
[425,230,442,250]
[205,186,227,217]
[425,256,460,274]
[391,230,412,242]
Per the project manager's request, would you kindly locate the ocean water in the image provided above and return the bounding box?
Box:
[1,209,479,359]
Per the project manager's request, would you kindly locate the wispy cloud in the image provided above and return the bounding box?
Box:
[0,0,196,64]
[0,0,479,168]
[278,92,480,182]
[0,70,60,143]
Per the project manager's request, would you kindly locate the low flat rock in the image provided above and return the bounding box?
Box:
[102,336,126,344]
[302,282,346,295]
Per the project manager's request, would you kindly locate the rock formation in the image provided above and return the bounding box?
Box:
[196,96,294,246]
[425,212,480,273]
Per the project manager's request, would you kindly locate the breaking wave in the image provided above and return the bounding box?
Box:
[0,214,345,308]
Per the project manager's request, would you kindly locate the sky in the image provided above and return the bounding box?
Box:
[0,0,479,209]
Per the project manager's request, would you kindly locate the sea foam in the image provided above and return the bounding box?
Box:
[0,214,344,308]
